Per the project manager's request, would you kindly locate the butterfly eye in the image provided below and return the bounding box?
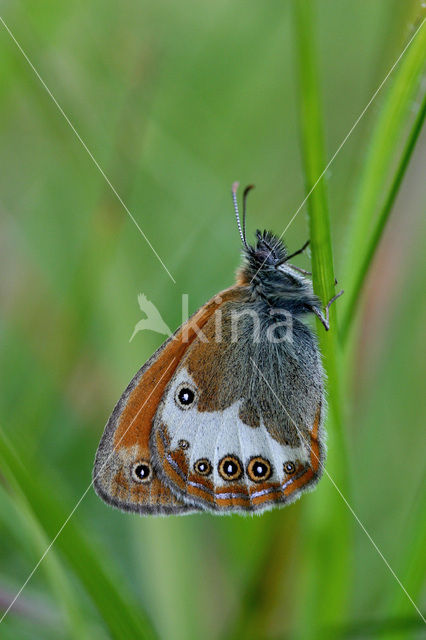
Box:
[194,458,212,476]
[283,461,296,475]
[131,461,152,484]
[247,457,272,483]
[218,455,243,481]
[175,383,197,410]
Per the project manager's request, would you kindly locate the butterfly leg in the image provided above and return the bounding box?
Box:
[287,264,312,276]
[283,239,310,263]
[311,289,344,331]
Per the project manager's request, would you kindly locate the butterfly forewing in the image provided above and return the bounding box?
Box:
[93,287,239,514]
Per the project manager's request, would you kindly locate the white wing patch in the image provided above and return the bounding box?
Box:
[157,367,308,486]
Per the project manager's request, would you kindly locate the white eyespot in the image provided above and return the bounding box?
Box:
[247,456,272,483]
[218,455,243,481]
[174,382,198,410]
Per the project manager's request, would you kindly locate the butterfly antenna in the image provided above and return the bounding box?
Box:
[231,182,248,249]
[242,184,254,246]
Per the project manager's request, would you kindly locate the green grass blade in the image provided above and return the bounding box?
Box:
[340,19,426,333]
[293,0,345,462]
[0,428,158,640]
[293,4,337,313]
[0,484,91,639]
[291,1,351,633]
[341,90,426,342]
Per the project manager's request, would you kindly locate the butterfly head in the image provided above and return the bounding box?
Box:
[231,183,291,276]
[237,229,293,291]
[231,182,288,266]
[232,183,317,310]
[246,229,288,268]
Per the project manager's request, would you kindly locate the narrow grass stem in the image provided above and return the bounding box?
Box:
[341,91,426,342]
[293,0,346,465]
[292,1,351,633]
[341,21,426,331]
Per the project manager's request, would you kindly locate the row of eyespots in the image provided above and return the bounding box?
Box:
[130,457,297,485]
[194,455,296,483]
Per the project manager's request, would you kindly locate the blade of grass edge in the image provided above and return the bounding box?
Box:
[0,427,158,640]
[341,90,426,342]
[340,18,426,334]
[292,1,351,634]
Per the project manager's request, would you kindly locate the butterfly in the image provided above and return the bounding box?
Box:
[93,184,342,516]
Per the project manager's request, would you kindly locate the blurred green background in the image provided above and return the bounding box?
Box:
[0,1,425,638]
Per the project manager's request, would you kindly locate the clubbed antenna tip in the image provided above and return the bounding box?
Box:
[231,181,254,249]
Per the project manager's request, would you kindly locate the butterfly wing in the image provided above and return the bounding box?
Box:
[93,287,239,515]
[151,296,325,513]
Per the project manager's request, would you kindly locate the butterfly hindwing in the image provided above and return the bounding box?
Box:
[151,289,325,513]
